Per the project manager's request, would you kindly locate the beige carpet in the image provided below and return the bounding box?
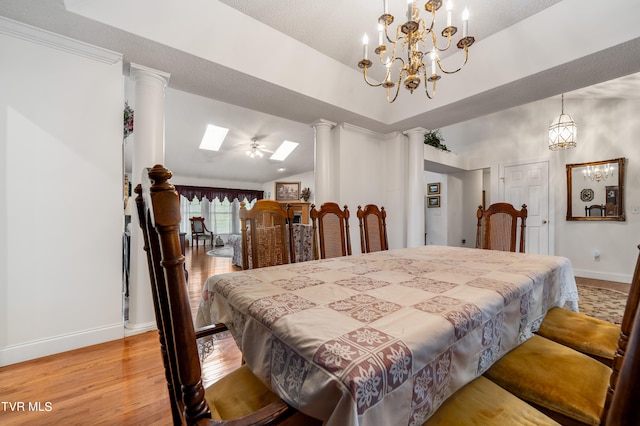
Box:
[575,277,629,324]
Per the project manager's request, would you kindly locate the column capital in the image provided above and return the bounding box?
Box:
[130,63,171,87]
[311,119,337,130]
[403,127,428,137]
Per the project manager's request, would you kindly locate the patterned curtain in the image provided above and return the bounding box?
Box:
[174,185,263,204]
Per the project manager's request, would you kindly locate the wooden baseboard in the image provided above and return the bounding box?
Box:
[0,323,124,367]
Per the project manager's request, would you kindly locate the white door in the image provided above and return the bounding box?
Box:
[503,161,549,255]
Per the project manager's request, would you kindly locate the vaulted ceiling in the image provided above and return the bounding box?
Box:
[2,0,640,183]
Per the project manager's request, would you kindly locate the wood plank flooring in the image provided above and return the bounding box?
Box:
[0,244,240,425]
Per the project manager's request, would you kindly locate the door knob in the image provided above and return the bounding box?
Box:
[542,219,548,224]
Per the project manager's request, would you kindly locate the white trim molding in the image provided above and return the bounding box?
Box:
[0,323,124,367]
[0,16,122,65]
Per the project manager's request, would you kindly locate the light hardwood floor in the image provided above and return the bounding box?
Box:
[0,244,240,426]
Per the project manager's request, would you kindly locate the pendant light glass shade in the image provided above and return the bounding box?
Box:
[549,94,577,150]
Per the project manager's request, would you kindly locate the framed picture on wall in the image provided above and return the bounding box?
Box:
[427,182,441,195]
[427,196,440,208]
[275,181,301,201]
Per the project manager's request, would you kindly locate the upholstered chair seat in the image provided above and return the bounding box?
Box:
[424,376,560,425]
[205,364,319,424]
[536,251,639,367]
[536,308,620,366]
[484,335,611,425]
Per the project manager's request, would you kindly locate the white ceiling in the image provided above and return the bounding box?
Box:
[2,0,640,183]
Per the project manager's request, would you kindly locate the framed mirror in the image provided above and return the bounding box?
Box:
[566,157,626,221]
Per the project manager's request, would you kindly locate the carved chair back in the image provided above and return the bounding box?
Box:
[476,202,527,253]
[310,202,352,260]
[239,200,295,270]
[357,204,388,253]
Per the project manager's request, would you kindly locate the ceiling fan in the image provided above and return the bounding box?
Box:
[246,137,272,158]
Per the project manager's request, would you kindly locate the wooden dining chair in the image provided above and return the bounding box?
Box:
[357,204,389,253]
[239,199,295,270]
[136,164,319,425]
[428,279,640,426]
[604,298,640,425]
[476,202,527,253]
[189,216,213,247]
[483,246,640,425]
[310,202,352,259]
[585,204,606,217]
[536,245,640,366]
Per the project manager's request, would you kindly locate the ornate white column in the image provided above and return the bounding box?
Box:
[127,63,170,335]
[312,119,337,206]
[404,127,426,247]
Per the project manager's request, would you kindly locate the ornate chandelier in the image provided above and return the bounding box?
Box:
[358,0,474,103]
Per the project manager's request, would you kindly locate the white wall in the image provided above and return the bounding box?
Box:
[262,170,314,202]
[442,98,640,283]
[452,169,483,248]
[383,132,407,249]
[0,19,124,365]
[171,174,263,191]
[425,171,446,245]
[334,124,387,254]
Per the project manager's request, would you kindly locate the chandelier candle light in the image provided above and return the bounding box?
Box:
[358,0,474,103]
[583,163,614,182]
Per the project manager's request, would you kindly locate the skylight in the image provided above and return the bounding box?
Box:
[270,140,299,161]
[199,124,229,151]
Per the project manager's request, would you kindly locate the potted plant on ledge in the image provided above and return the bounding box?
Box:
[424,129,450,152]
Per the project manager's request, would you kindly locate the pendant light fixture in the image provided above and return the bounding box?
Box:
[548,93,577,150]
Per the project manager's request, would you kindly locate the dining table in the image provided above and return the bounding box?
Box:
[196,245,579,425]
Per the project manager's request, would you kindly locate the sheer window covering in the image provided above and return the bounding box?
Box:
[176,185,263,241]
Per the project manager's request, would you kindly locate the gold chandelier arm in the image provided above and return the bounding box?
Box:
[382,17,395,45]
[395,24,405,48]
[436,44,469,75]
[429,28,454,53]
[361,65,383,88]
[416,17,434,42]
[423,8,436,35]
[391,56,406,74]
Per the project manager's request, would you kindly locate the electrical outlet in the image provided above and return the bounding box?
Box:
[593,249,600,261]
[462,239,466,244]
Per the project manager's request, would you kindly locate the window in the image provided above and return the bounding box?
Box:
[180,195,257,242]
[210,198,232,235]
